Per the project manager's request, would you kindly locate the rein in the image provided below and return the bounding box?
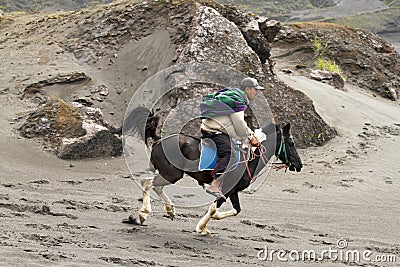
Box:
[244,131,290,183]
[243,144,270,184]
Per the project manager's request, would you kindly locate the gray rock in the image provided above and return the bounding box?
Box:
[378,83,399,100]
[19,100,121,159]
[214,6,279,64]
[57,105,122,159]
[178,6,263,75]
[310,70,345,90]
[310,70,333,81]
[58,128,122,160]
[57,105,121,159]
[259,19,282,43]
[331,72,345,90]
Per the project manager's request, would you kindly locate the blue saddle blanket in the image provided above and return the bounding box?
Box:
[198,139,241,171]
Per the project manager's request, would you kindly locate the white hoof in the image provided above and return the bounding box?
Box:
[196,224,212,236]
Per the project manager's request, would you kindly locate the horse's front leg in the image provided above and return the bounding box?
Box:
[196,201,218,236]
[138,178,154,224]
[212,191,241,220]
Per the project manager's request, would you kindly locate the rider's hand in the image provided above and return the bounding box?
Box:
[250,136,260,147]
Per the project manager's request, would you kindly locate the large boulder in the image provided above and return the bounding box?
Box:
[178,5,263,74]
[57,105,122,159]
[310,69,345,90]
[19,99,121,159]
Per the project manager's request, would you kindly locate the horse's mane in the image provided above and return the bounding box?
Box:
[123,107,160,145]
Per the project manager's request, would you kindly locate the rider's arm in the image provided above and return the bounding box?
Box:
[229,111,254,141]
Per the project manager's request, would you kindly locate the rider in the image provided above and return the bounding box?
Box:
[200,77,263,198]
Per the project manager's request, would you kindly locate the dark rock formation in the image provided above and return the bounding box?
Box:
[272,22,400,100]
[19,99,121,159]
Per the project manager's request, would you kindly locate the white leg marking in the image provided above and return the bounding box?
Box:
[153,184,175,220]
[196,202,217,236]
[138,178,153,224]
[211,209,238,220]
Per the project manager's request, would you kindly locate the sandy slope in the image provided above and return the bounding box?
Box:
[1,69,399,266]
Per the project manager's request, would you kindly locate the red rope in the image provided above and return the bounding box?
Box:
[242,151,253,181]
[210,161,221,176]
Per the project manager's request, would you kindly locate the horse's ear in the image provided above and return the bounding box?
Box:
[282,123,291,135]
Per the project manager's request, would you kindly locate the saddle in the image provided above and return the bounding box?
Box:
[198,138,241,171]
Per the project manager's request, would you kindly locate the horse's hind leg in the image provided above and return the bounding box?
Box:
[138,178,154,224]
[153,184,175,221]
[152,171,183,221]
[212,191,240,220]
[196,201,217,236]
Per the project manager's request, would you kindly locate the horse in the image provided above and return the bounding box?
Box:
[122,107,303,235]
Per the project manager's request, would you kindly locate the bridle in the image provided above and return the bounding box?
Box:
[272,129,291,171]
[216,128,293,183]
[275,129,288,162]
[246,129,291,183]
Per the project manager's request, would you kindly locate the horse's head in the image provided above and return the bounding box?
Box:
[275,123,302,172]
[261,123,303,172]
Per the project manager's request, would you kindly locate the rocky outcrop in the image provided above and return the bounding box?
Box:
[19,99,121,159]
[177,6,263,74]
[206,3,282,64]
[57,111,122,159]
[163,3,336,147]
[21,72,113,106]
[272,23,400,100]
[49,0,335,149]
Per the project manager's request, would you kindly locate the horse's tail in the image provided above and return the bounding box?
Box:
[123,106,161,146]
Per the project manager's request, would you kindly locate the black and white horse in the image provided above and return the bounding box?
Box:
[123,107,303,235]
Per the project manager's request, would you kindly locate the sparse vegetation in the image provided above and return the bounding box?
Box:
[19,98,86,139]
[313,36,328,57]
[315,57,346,80]
[313,37,346,80]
